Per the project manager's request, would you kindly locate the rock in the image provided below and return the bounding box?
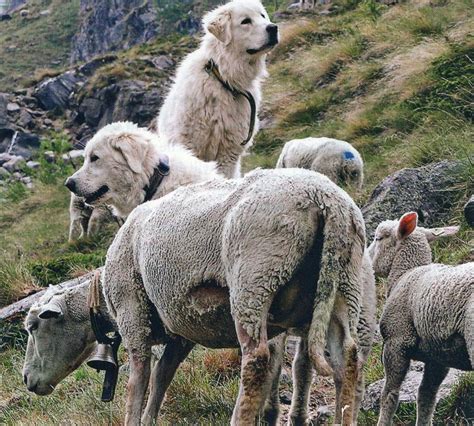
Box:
[39,9,50,16]
[3,132,41,159]
[0,14,12,21]
[362,366,466,412]
[0,153,13,165]
[7,102,20,113]
[18,109,34,129]
[3,156,25,173]
[19,9,29,17]
[464,196,474,227]
[43,118,53,126]
[316,405,331,423]
[34,71,81,111]
[12,171,23,180]
[26,160,40,169]
[62,149,84,163]
[362,161,464,240]
[79,98,103,127]
[43,151,55,163]
[152,55,174,70]
[70,0,159,63]
[0,167,10,179]
[78,55,118,76]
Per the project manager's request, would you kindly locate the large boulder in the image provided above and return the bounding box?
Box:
[362,363,468,413]
[34,72,81,111]
[363,161,464,240]
[0,132,40,159]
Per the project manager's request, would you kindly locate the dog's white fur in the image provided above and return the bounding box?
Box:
[157,0,278,178]
[66,122,222,219]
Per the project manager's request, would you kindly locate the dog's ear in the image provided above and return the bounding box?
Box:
[204,8,232,45]
[111,133,149,174]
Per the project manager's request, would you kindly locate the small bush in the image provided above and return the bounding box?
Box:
[34,134,74,185]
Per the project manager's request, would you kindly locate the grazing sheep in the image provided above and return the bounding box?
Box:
[368,212,473,426]
[157,0,279,178]
[68,194,115,242]
[276,137,364,189]
[103,168,366,425]
[65,122,223,220]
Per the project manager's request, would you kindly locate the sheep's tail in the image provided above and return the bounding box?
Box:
[308,204,365,376]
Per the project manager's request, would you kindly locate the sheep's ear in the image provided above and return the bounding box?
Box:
[398,212,418,239]
[111,133,149,174]
[204,9,232,45]
[38,302,63,319]
[420,225,460,243]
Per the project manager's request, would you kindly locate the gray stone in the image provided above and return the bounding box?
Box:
[6,103,20,113]
[362,366,466,412]
[43,151,55,163]
[26,160,40,169]
[39,9,50,16]
[3,156,25,173]
[18,109,34,129]
[0,167,10,179]
[362,161,464,240]
[34,71,80,111]
[62,149,84,163]
[152,55,174,70]
[0,153,13,165]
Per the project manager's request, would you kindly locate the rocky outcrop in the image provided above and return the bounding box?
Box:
[34,72,81,111]
[362,362,468,412]
[70,0,159,63]
[362,161,464,240]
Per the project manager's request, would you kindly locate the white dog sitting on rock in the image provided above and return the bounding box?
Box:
[157,0,279,178]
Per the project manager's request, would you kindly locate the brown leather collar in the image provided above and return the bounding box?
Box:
[205,59,256,146]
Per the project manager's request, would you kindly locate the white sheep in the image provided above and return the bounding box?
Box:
[276,137,364,188]
[368,212,473,426]
[102,168,366,425]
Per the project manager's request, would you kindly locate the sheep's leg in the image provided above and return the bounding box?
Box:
[261,334,286,425]
[141,339,195,425]
[68,217,83,242]
[352,366,366,425]
[126,352,151,426]
[415,362,449,426]
[289,336,313,425]
[87,206,110,237]
[377,342,410,426]
[231,319,271,425]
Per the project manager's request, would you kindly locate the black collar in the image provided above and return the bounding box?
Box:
[205,59,256,146]
[143,154,170,203]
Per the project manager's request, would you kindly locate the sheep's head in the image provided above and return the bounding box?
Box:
[368,212,459,279]
[22,286,96,395]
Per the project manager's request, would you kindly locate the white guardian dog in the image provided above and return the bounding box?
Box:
[157,0,279,178]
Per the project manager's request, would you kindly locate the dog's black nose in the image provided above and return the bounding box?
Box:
[65,177,76,193]
[266,24,278,37]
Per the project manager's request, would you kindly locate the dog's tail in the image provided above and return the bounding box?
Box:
[307,201,365,376]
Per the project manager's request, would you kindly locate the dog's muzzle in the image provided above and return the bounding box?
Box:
[246,24,279,55]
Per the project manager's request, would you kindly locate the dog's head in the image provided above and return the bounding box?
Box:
[65,122,156,211]
[203,0,279,56]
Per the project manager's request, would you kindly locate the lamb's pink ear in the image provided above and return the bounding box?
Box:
[204,9,232,45]
[111,133,149,174]
[420,225,460,243]
[398,212,418,239]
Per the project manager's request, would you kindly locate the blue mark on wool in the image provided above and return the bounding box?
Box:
[343,151,355,160]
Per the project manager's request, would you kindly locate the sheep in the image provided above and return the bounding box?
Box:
[65,122,223,220]
[102,167,366,425]
[291,252,376,425]
[276,137,364,189]
[68,194,115,242]
[368,211,473,426]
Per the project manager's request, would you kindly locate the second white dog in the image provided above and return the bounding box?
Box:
[157,0,279,178]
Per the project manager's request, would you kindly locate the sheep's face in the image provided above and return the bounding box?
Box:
[203,0,279,57]
[368,219,400,277]
[22,295,96,396]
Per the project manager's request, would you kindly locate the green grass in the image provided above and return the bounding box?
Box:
[0,0,80,91]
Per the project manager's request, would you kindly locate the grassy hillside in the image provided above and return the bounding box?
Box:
[0,0,473,424]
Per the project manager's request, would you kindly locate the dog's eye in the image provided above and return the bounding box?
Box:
[261,13,266,18]
[241,18,251,25]
[90,155,99,162]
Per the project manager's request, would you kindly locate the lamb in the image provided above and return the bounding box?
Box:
[368,212,473,426]
[157,0,279,178]
[65,122,223,220]
[276,137,364,188]
[68,194,115,242]
[102,168,366,425]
